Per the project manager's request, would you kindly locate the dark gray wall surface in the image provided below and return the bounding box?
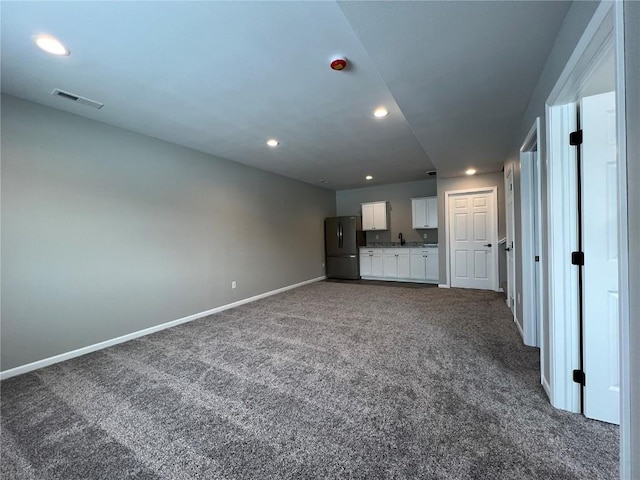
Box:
[336,179,438,245]
[436,173,506,284]
[0,94,336,370]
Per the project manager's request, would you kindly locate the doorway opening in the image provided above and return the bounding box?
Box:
[520,118,543,350]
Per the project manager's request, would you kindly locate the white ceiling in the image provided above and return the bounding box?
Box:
[1,1,571,189]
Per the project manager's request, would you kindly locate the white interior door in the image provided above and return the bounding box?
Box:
[448,189,498,290]
[533,149,543,348]
[581,91,619,424]
[505,167,516,315]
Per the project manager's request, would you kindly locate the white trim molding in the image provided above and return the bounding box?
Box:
[615,1,635,477]
[0,276,326,380]
[545,101,580,413]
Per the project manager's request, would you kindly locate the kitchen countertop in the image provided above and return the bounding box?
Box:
[361,243,438,249]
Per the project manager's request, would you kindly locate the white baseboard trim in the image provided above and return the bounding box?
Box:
[0,276,326,381]
[542,375,552,403]
[514,315,525,341]
[359,276,437,284]
[438,284,450,289]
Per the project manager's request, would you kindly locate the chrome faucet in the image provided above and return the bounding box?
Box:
[398,232,405,245]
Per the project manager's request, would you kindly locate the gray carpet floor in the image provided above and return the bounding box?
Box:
[1,282,619,479]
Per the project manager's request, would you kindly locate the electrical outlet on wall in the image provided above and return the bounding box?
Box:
[517,293,521,304]
[322,262,325,268]
[375,234,379,239]
[232,281,237,289]
[423,233,428,239]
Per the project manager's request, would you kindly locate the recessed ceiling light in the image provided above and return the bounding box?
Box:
[465,168,477,175]
[33,34,70,56]
[266,139,279,147]
[373,107,388,118]
[365,175,373,180]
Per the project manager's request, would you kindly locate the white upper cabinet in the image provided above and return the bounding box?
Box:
[411,197,438,229]
[361,201,388,231]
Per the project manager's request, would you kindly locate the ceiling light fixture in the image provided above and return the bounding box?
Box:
[266,139,279,147]
[373,107,388,118]
[465,168,477,175]
[365,175,373,180]
[33,34,70,56]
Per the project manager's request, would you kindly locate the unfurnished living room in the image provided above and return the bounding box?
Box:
[1,1,638,479]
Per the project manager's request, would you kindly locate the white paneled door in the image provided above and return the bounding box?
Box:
[582,91,619,425]
[447,189,498,290]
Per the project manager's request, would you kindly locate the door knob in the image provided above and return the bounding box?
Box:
[484,243,492,247]
[505,247,511,252]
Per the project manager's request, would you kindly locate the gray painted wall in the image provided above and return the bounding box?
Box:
[622,0,640,475]
[436,173,506,285]
[502,0,599,383]
[336,179,438,245]
[0,94,336,371]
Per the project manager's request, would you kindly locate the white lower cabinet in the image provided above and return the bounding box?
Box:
[383,251,410,278]
[360,247,438,283]
[359,249,383,277]
[410,248,439,282]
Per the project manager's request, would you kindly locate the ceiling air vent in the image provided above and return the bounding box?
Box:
[51,89,103,110]
[427,170,437,176]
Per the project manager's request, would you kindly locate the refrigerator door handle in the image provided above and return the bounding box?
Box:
[339,221,343,248]
[337,221,341,248]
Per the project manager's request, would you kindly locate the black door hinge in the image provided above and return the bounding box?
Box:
[571,251,584,266]
[570,129,583,146]
[573,369,586,386]
[535,255,540,262]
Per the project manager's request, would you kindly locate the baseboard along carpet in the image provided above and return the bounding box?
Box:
[1,282,618,479]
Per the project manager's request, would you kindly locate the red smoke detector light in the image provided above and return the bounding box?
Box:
[330,57,348,71]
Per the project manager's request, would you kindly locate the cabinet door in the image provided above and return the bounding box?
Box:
[426,197,438,228]
[362,204,375,230]
[383,253,398,278]
[425,253,439,281]
[397,253,411,278]
[373,202,388,230]
[371,254,384,277]
[360,254,371,276]
[412,198,428,229]
[410,254,426,279]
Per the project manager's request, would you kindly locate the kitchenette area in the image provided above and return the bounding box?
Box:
[358,197,438,283]
[326,178,441,285]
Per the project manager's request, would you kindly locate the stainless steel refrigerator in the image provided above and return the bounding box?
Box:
[325,216,366,279]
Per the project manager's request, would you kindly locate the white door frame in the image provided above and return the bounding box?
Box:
[615,2,636,477]
[546,101,580,412]
[519,117,542,349]
[546,3,632,473]
[444,187,499,291]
